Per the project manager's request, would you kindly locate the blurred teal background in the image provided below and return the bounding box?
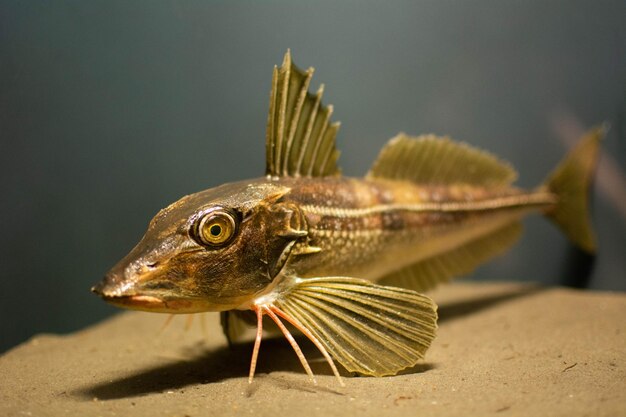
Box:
[1,1,625,352]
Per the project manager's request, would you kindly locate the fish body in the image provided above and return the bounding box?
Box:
[93,51,602,383]
[278,176,554,282]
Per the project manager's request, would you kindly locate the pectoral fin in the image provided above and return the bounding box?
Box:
[272,277,438,377]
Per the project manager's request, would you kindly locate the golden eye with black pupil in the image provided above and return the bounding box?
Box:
[193,208,237,247]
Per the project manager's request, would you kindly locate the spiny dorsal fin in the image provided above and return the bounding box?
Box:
[379,222,523,292]
[274,277,437,376]
[266,50,341,178]
[367,133,517,187]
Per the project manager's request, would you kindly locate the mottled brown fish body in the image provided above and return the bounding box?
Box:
[281,177,556,281]
[93,51,602,382]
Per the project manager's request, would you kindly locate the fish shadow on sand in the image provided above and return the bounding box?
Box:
[437,283,544,323]
[73,284,539,400]
[74,335,430,400]
[72,338,322,400]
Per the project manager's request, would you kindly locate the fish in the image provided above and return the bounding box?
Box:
[92,50,603,385]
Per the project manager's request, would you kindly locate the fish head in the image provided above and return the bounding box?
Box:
[92,178,297,313]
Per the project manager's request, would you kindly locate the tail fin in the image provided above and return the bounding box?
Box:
[542,126,605,253]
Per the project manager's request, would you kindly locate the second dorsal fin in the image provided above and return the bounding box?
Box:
[265,50,341,178]
[367,133,517,187]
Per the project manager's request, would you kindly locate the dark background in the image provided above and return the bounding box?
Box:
[1,1,625,353]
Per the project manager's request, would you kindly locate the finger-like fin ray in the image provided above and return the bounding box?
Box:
[247,303,344,386]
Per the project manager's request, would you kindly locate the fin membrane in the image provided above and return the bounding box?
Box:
[274,277,437,377]
[367,133,517,187]
[543,126,604,253]
[379,222,523,292]
[266,50,341,178]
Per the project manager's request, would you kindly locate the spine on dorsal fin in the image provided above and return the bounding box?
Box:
[266,50,341,178]
[366,133,517,187]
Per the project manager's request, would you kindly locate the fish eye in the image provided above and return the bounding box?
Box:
[192,208,238,247]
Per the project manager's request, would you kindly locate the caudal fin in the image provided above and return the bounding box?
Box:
[542,126,605,253]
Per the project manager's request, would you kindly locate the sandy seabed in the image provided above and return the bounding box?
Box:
[1,282,624,417]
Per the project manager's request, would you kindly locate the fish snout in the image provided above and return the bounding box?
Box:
[91,269,136,298]
[92,255,165,298]
[90,278,106,296]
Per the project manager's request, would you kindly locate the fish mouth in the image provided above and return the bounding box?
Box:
[91,279,216,314]
[93,291,196,313]
[91,273,178,312]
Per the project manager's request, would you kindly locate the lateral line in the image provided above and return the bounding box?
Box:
[301,192,556,218]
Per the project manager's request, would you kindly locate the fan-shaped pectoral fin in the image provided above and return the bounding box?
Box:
[246,276,438,384]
